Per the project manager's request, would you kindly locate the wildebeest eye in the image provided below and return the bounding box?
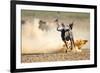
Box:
[21,20,25,25]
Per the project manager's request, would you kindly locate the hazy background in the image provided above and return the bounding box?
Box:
[21,10,90,54]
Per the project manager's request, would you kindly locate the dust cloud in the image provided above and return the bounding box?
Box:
[22,18,63,53]
[21,10,90,54]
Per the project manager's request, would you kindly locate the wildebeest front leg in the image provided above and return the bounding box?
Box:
[63,40,69,52]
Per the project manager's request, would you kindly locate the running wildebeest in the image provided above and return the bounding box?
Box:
[55,19,75,52]
[39,20,49,31]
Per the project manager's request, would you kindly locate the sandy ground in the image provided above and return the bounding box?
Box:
[21,49,90,63]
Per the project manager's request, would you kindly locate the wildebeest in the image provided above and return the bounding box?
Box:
[38,20,49,31]
[56,19,75,52]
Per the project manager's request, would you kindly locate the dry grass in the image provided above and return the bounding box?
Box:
[21,49,90,63]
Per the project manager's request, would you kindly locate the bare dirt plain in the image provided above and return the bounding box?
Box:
[21,49,90,63]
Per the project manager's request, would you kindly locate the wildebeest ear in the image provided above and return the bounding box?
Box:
[69,22,73,29]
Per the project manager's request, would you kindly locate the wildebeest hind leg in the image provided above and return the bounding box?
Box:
[70,38,75,50]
